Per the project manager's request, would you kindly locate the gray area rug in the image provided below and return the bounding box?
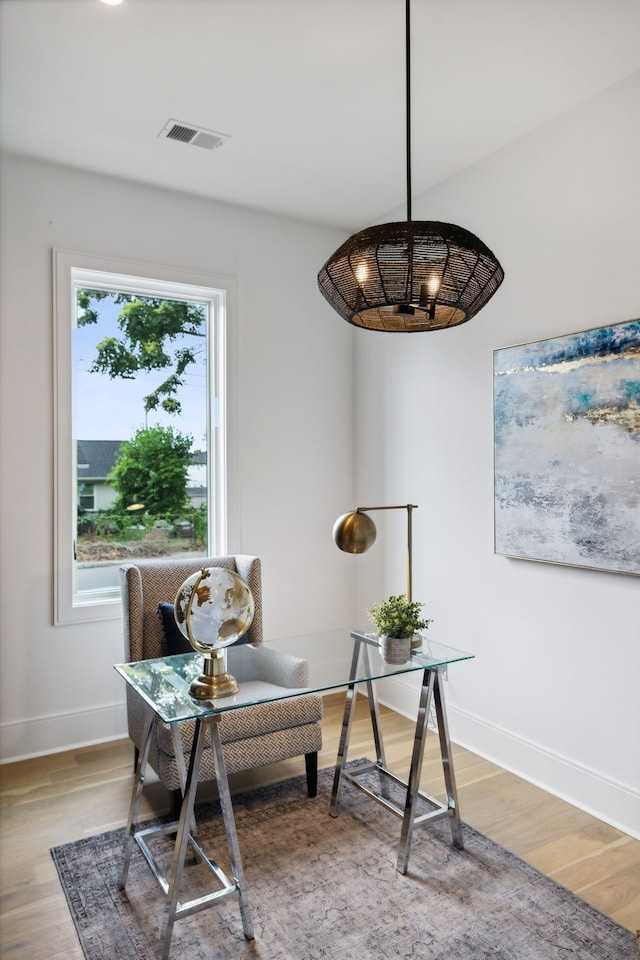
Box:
[51,764,636,960]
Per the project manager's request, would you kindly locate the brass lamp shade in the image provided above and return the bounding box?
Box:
[333,511,377,554]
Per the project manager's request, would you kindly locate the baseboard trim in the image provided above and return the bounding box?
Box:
[0,701,128,763]
[374,675,640,841]
[447,703,640,841]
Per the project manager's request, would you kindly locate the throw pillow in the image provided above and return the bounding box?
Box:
[157,601,192,655]
[157,601,252,655]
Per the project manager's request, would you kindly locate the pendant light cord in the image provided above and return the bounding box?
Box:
[405,0,412,222]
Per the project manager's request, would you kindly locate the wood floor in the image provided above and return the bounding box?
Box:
[1,692,638,959]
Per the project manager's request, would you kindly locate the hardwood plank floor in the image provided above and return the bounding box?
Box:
[1,693,638,959]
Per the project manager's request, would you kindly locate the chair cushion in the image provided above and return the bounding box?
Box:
[157,601,252,655]
[154,722,324,787]
[155,687,324,755]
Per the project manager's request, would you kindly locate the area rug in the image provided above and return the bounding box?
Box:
[51,764,636,960]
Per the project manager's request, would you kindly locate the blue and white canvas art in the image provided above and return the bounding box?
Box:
[494,320,640,576]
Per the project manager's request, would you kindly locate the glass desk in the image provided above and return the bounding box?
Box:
[115,628,473,960]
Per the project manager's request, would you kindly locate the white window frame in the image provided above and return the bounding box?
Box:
[53,250,237,625]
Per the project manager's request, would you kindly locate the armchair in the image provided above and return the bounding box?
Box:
[120,555,323,808]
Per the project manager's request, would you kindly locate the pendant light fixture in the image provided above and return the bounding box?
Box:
[317,0,504,332]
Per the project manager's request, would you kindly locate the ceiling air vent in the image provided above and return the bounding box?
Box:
[158,119,229,151]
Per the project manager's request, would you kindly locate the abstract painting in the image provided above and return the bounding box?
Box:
[494,320,640,576]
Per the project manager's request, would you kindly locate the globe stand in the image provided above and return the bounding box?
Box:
[189,650,239,699]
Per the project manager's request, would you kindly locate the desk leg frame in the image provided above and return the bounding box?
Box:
[206,717,254,940]
[434,668,464,851]
[396,666,436,874]
[119,709,154,890]
[120,712,253,960]
[395,666,463,873]
[362,644,390,799]
[329,639,360,816]
[331,641,464,876]
[157,717,207,959]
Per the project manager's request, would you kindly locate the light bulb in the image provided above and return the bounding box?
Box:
[355,262,368,284]
[426,274,440,298]
[99,0,125,6]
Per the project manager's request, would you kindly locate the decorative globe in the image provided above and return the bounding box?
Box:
[174,567,254,655]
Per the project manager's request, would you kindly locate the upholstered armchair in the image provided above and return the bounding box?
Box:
[120,555,323,808]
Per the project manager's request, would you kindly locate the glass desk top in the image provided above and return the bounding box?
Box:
[114,627,474,725]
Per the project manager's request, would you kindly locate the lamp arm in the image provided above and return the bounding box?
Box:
[354,504,418,512]
[355,505,417,602]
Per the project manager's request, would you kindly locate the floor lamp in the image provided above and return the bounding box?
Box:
[333,504,418,602]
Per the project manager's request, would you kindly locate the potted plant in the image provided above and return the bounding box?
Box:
[368,594,432,664]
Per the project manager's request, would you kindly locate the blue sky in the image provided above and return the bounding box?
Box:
[72,294,207,446]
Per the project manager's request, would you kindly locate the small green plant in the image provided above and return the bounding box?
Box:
[368,594,432,639]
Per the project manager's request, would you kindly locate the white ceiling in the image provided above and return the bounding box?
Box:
[1,0,639,230]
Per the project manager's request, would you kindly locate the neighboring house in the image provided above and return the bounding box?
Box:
[76,440,121,512]
[186,450,207,509]
[76,440,206,512]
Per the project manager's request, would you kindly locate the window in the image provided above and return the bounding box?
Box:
[78,482,95,511]
[54,251,235,624]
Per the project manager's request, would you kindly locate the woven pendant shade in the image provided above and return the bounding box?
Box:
[317,0,504,332]
[318,220,504,332]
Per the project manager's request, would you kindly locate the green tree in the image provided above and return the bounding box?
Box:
[109,426,194,516]
[77,289,205,415]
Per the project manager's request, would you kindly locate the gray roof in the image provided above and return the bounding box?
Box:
[76,440,207,481]
[77,440,122,480]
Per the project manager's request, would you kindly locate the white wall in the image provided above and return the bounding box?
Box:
[1,74,638,839]
[0,154,354,760]
[351,72,640,837]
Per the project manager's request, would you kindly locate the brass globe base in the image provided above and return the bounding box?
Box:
[189,651,238,700]
[189,672,238,698]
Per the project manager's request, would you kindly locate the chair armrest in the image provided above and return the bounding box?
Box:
[246,645,310,688]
